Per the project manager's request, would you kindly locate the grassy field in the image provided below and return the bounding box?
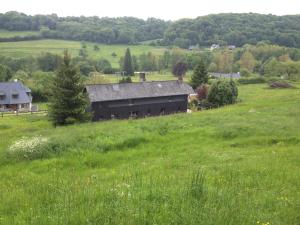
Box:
[0,39,167,67]
[0,84,299,225]
[0,29,41,38]
[86,72,192,84]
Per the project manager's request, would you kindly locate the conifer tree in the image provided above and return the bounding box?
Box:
[49,51,89,126]
[190,60,208,89]
[123,48,134,76]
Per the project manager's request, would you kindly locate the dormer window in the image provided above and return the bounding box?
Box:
[12,91,19,99]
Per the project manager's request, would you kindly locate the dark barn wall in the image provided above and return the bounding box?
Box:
[91,95,188,121]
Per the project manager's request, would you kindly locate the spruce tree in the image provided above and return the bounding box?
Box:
[123,48,134,76]
[49,51,89,126]
[190,60,208,89]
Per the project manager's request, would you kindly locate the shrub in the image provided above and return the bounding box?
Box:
[240,68,251,77]
[269,81,294,88]
[238,76,266,84]
[119,76,132,83]
[207,79,238,106]
[196,84,209,101]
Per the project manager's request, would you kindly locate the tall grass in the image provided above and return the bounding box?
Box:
[0,84,299,224]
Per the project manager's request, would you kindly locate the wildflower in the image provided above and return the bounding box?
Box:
[8,135,48,157]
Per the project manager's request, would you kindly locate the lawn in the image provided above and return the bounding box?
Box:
[0,84,299,225]
[0,39,168,67]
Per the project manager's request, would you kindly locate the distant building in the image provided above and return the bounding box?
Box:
[0,81,32,112]
[210,44,220,50]
[228,45,236,50]
[210,72,241,79]
[134,72,148,82]
[85,78,194,121]
[188,44,200,51]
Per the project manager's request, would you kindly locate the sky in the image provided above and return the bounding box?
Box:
[1,0,299,20]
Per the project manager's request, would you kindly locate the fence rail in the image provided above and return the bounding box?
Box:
[0,110,48,118]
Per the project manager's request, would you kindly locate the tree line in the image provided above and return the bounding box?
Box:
[1,12,300,48]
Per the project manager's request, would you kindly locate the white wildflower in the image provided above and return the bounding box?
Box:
[8,135,48,154]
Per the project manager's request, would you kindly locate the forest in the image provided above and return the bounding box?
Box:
[0,11,300,48]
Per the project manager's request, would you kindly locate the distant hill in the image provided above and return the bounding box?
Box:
[163,13,300,48]
[0,12,299,48]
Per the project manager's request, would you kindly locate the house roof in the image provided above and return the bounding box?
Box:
[86,80,194,102]
[0,82,32,105]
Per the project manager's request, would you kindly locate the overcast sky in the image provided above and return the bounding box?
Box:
[1,0,299,20]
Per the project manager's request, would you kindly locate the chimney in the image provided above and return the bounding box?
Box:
[178,75,183,81]
[139,72,146,82]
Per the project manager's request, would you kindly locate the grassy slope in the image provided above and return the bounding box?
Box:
[0,84,300,225]
[0,39,167,67]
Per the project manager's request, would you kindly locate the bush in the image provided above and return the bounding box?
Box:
[196,84,209,101]
[119,76,132,83]
[238,76,266,84]
[268,81,294,88]
[240,68,251,77]
[207,79,238,106]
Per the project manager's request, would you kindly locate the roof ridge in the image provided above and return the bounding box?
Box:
[86,80,186,87]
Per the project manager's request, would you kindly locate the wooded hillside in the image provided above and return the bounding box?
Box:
[0,12,300,48]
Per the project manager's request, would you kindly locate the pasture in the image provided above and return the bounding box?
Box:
[0,39,167,67]
[0,84,299,225]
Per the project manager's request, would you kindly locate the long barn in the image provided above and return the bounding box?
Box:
[85,80,194,121]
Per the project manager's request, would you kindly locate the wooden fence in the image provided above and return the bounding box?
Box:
[0,110,48,118]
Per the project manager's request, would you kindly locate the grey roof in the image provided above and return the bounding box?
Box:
[0,82,32,105]
[210,72,241,79]
[86,80,194,102]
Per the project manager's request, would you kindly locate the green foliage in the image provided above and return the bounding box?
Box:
[190,61,208,89]
[238,76,266,84]
[0,64,12,81]
[240,68,251,77]
[239,51,257,72]
[1,12,300,48]
[139,52,157,71]
[78,61,95,76]
[37,52,61,72]
[123,48,134,76]
[48,51,89,126]
[164,13,300,48]
[79,48,88,59]
[263,58,281,77]
[172,61,188,78]
[158,50,171,70]
[96,58,112,72]
[207,79,238,106]
[119,76,132,83]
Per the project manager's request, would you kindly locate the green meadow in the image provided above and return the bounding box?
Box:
[0,84,299,225]
[0,39,167,67]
